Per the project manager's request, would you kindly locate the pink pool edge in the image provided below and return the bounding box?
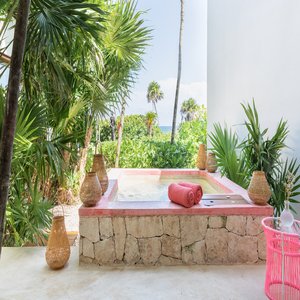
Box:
[79,168,273,217]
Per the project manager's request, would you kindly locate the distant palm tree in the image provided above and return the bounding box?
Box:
[147,81,164,116]
[180,98,198,121]
[145,111,157,136]
[171,0,184,144]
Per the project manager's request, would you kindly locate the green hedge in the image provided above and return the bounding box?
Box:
[101,138,196,169]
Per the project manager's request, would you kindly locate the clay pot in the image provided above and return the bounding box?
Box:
[247,171,271,205]
[196,144,207,170]
[80,172,102,207]
[207,152,217,173]
[92,154,109,194]
[45,216,70,270]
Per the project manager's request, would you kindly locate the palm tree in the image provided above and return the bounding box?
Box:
[171,0,184,144]
[0,0,31,254]
[180,98,198,122]
[145,111,157,136]
[146,81,164,116]
[111,1,151,168]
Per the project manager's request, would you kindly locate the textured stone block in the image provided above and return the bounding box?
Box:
[258,232,266,260]
[162,216,180,238]
[139,237,161,265]
[191,241,206,264]
[158,255,182,266]
[161,235,181,259]
[246,216,263,236]
[182,247,194,264]
[206,228,228,263]
[80,217,99,242]
[182,241,206,264]
[112,217,126,260]
[228,233,258,263]
[82,237,94,259]
[99,217,113,238]
[94,238,116,264]
[209,216,225,228]
[125,216,163,238]
[181,216,207,247]
[79,255,93,264]
[226,216,247,236]
[124,235,140,264]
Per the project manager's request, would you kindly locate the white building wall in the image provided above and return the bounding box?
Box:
[207,0,300,217]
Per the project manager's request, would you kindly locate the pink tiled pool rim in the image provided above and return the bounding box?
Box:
[79,169,273,217]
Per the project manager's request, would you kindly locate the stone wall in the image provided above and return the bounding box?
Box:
[79,215,266,266]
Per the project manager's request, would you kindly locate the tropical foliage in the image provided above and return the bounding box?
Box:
[0,0,151,246]
[209,100,300,215]
[145,111,157,136]
[146,81,164,115]
[180,98,199,121]
[209,123,249,188]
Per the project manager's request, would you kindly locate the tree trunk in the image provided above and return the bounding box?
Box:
[115,99,126,168]
[110,115,116,141]
[78,126,93,178]
[153,102,159,125]
[0,0,31,255]
[171,0,184,144]
[149,124,153,137]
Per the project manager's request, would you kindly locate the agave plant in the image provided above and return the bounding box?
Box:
[209,123,250,189]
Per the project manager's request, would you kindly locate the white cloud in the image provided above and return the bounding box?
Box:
[127,78,207,125]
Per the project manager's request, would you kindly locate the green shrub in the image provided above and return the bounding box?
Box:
[101,138,195,169]
[150,141,192,168]
[178,119,207,145]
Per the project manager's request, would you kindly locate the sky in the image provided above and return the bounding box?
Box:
[126,0,207,126]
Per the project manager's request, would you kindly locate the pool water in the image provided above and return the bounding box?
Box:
[115,174,227,202]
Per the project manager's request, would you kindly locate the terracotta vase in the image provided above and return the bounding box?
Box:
[247,171,271,205]
[92,154,109,194]
[207,152,218,173]
[45,216,70,270]
[196,144,207,170]
[80,172,102,207]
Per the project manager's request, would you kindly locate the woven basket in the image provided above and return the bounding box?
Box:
[45,211,70,270]
[248,171,271,205]
[80,172,102,207]
[196,144,207,170]
[207,152,217,173]
[92,154,109,194]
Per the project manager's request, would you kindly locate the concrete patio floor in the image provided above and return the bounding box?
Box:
[0,247,267,300]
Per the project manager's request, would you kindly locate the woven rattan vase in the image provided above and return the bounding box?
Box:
[46,216,70,270]
[80,172,102,207]
[196,144,207,170]
[247,171,271,205]
[207,152,217,173]
[92,154,109,194]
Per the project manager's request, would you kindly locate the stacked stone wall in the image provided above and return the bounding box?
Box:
[79,215,266,266]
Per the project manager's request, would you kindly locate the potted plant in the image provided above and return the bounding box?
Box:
[241,101,288,205]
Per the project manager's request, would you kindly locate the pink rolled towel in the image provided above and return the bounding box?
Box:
[168,183,195,208]
[178,182,203,204]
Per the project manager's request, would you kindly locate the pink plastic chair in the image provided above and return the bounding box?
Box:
[262,217,300,300]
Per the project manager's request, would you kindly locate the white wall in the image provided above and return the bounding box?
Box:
[207,0,300,217]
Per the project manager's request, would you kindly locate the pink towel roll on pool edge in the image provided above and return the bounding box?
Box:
[178,182,203,204]
[168,183,195,208]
